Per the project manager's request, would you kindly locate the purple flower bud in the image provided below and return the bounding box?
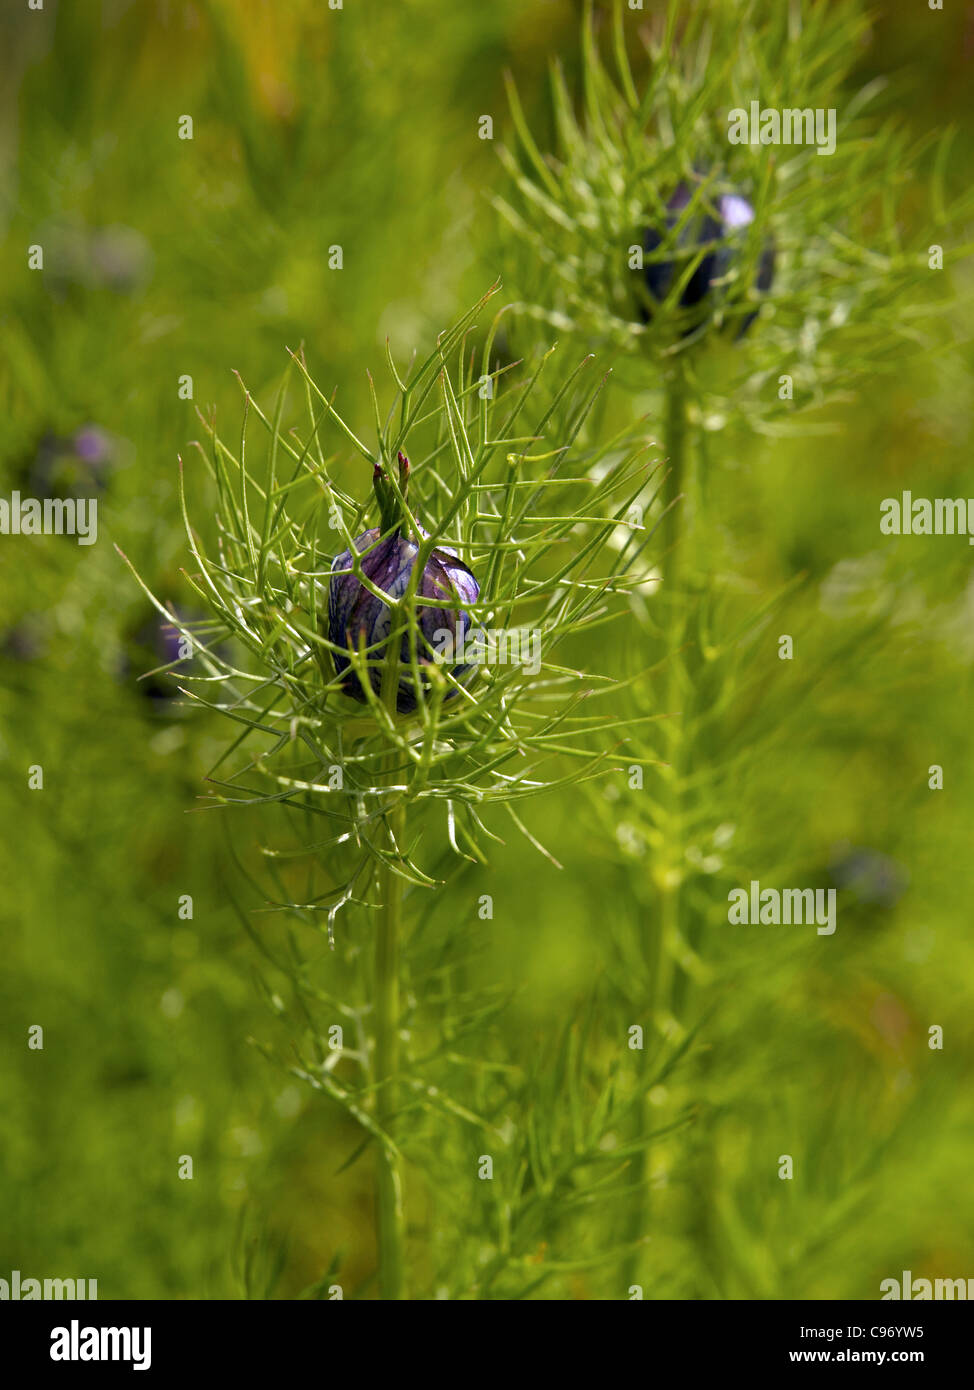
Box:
[73,425,113,464]
[326,524,481,715]
[828,844,908,910]
[28,425,116,501]
[1,619,47,664]
[88,225,153,294]
[643,181,774,335]
[121,606,208,716]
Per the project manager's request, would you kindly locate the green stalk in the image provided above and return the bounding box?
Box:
[656,355,689,1017]
[373,631,406,1300]
[661,357,689,606]
[625,358,689,1291]
[374,796,406,1300]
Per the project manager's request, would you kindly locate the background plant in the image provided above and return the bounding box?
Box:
[498,0,974,1296]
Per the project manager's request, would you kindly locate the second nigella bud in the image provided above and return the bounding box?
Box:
[643,180,775,336]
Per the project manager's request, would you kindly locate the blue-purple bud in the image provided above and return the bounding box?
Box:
[326,455,481,714]
[643,182,774,335]
[122,606,205,715]
[28,425,116,501]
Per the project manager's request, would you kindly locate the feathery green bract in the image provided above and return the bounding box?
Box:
[123,287,660,900]
[498,0,974,427]
[121,288,670,1297]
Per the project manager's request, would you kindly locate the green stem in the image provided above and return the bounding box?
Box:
[374,640,407,1300]
[661,358,689,603]
[657,355,689,1032]
[624,358,689,1292]
[374,798,406,1299]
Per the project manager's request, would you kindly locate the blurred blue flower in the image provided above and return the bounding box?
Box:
[40,220,153,297]
[829,844,909,909]
[643,180,774,335]
[121,606,208,717]
[1,619,48,664]
[28,424,116,501]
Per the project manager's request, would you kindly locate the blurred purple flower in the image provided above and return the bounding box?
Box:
[28,424,116,500]
[73,425,113,463]
[643,180,774,335]
[829,844,908,909]
[121,607,207,716]
[1,620,48,663]
[87,225,153,294]
[39,221,152,296]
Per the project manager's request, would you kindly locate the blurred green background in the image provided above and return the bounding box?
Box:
[1,0,972,1299]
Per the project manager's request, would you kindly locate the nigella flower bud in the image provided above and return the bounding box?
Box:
[27,424,116,501]
[326,454,481,714]
[121,604,208,716]
[643,181,774,335]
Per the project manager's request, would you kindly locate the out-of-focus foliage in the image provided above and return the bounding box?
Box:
[2,0,973,1299]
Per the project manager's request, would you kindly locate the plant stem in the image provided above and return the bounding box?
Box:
[374,795,406,1299]
[625,357,689,1291]
[661,357,689,604]
[656,354,689,1031]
